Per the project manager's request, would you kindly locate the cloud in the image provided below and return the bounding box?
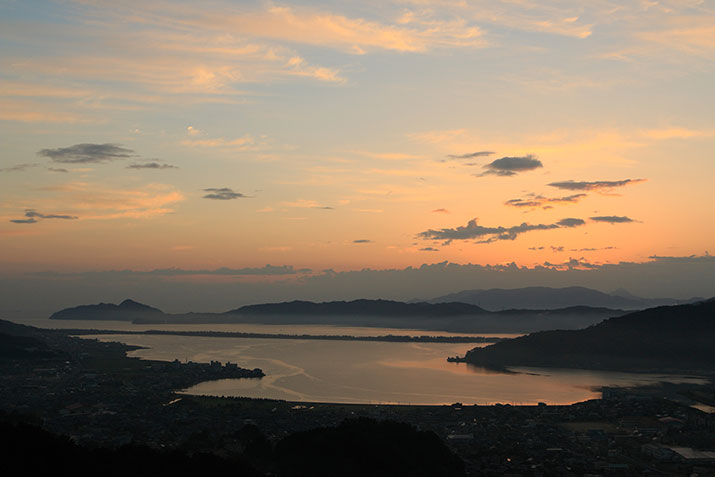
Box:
[557,218,586,227]
[431,208,450,213]
[590,215,635,224]
[542,257,601,270]
[47,167,69,173]
[419,247,440,252]
[570,246,616,252]
[24,210,78,220]
[202,188,249,200]
[505,193,587,209]
[446,151,494,160]
[477,155,543,177]
[10,209,78,224]
[127,162,179,170]
[353,239,372,244]
[548,179,645,191]
[38,144,135,164]
[417,217,578,243]
[0,163,40,173]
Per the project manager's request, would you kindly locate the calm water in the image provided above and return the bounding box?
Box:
[14,317,706,406]
[78,332,706,406]
[17,317,513,338]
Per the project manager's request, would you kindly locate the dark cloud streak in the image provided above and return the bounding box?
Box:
[477,155,543,177]
[446,151,494,160]
[548,179,645,191]
[38,143,136,163]
[202,188,250,200]
[127,162,178,170]
[590,215,635,223]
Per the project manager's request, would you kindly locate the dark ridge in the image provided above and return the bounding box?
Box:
[227,299,489,317]
[454,299,715,372]
[49,299,163,320]
[424,286,703,310]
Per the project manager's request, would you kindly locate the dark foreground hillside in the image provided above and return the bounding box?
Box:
[456,299,715,372]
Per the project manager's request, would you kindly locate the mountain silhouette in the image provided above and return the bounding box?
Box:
[455,299,715,372]
[423,286,701,310]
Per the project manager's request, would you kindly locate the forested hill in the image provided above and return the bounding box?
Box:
[456,299,715,372]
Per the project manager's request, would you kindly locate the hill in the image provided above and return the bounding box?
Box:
[454,299,715,372]
[227,299,488,317]
[49,299,163,321]
[424,286,701,310]
[49,298,624,333]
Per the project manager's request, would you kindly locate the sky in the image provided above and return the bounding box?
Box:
[1,0,714,311]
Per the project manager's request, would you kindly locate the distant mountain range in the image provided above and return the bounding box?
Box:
[421,286,703,311]
[50,298,626,333]
[453,299,715,373]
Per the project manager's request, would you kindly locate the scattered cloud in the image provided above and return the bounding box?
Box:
[505,193,587,209]
[417,217,584,244]
[446,151,494,160]
[556,218,586,227]
[353,239,373,244]
[202,188,249,200]
[47,167,69,173]
[548,179,645,191]
[127,162,179,170]
[38,143,135,164]
[542,257,601,270]
[590,215,635,224]
[477,155,543,177]
[571,246,616,252]
[10,209,78,224]
[431,208,450,213]
[419,247,440,252]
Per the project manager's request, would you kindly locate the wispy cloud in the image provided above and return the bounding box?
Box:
[418,217,582,244]
[446,151,494,160]
[505,193,587,209]
[127,162,179,170]
[10,209,78,224]
[27,182,185,220]
[548,179,645,191]
[202,188,249,200]
[353,239,372,244]
[38,144,135,164]
[0,163,40,173]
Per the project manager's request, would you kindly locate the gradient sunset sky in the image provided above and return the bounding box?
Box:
[1,1,714,309]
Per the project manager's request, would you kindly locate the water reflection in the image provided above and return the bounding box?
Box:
[76,332,706,406]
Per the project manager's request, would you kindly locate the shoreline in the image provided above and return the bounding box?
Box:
[60,328,503,343]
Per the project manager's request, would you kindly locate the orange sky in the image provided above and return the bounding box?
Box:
[1,0,714,283]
